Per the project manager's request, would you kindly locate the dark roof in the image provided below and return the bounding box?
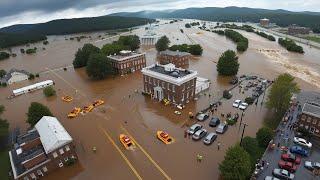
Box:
[160,50,190,57]
[1,68,30,83]
[149,64,192,78]
[16,129,39,145]
[302,103,320,118]
[297,91,320,105]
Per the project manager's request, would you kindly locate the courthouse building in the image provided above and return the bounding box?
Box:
[158,50,191,68]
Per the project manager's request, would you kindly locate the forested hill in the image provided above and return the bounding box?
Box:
[0,16,154,49]
[111,6,320,31]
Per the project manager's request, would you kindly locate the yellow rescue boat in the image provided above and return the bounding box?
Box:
[157,131,174,145]
[81,104,94,113]
[62,95,73,102]
[119,134,135,150]
[67,107,81,118]
[92,99,104,107]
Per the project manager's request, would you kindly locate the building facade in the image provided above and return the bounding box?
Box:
[9,116,77,180]
[260,18,270,27]
[107,50,146,75]
[297,102,320,137]
[141,63,197,105]
[288,25,310,35]
[158,50,191,68]
[0,69,29,85]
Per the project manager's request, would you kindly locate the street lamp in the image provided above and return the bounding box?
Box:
[240,123,248,147]
[238,110,245,131]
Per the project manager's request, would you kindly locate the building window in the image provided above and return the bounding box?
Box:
[42,166,48,172]
[312,119,317,125]
[301,114,306,121]
[182,84,185,92]
[307,117,312,123]
[30,173,36,179]
[23,176,29,180]
[53,152,58,158]
[58,161,64,168]
[162,82,165,88]
[167,83,170,91]
[37,170,43,176]
[59,148,64,155]
[172,85,175,92]
[65,145,70,151]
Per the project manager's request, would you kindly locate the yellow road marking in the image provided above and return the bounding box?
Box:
[121,126,171,180]
[99,126,143,180]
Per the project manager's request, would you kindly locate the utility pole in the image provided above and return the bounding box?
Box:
[240,123,248,147]
[238,110,245,131]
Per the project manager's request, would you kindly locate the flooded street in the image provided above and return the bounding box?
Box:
[0,19,319,179]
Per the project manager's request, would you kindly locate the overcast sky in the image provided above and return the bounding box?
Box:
[1,0,320,28]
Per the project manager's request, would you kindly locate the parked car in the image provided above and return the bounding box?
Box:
[229,77,238,85]
[239,102,248,110]
[281,153,301,164]
[187,124,203,135]
[216,123,228,134]
[272,168,294,180]
[192,129,207,140]
[293,137,312,148]
[203,132,217,145]
[278,160,297,173]
[196,113,209,121]
[233,100,241,108]
[290,146,309,157]
[265,176,280,180]
[304,161,320,171]
[209,117,220,127]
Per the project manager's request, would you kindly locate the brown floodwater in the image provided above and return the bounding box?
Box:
[0,19,319,180]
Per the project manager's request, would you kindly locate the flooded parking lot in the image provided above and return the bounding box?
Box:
[0,19,319,179]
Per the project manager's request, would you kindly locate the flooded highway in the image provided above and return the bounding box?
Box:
[0,19,319,179]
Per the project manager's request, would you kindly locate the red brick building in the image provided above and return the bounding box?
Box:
[107,50,146,75]
[288,25,310,35]
[158,50,191,68]
[297,102,320,137]
[9,116,77,180]
[141,63,198,105]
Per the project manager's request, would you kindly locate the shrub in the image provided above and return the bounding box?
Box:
[245,97,255,105]
[27,102,53,126]
[256,127,273,148]
[28,74,35,80]
[217,50,239,76]
[0,52,10,60]
[43,86,56,97]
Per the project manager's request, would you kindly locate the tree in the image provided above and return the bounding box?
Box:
[118,35,140,51]
[185,23,191,28]
[217,50,239,76]
[242,136,262,167]
[256,127,273,148]
[27,102,53,126]
[101,43,125,56]
[86,53,114,79]
[189,44,203,55]
[0,105,9,139]
[0,52,10,60]
[219,145,252,180]
[73,43,100,68]
[155,36,170,52]
[28,74,35,80]
[43,86,56,97]
[0,105,4,115]
[266,73,300,115]
[0,70,6,78]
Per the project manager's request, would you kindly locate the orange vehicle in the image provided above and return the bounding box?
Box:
[67,107,81,118]
[81,104,94,113]
[157,131,174,145]
[119,134,135,150]
[61,96,73,102]
[92,99,104,107]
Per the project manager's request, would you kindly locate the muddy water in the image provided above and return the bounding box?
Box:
[0,19,319,180]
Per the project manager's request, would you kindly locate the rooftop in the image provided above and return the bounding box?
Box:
[302,102,320,118]
[35,116,73,154]
[160,50,190,57]
[16,129,39,145]
[107,50,145,61]
[0,68,30,83]
[149,63,192,78]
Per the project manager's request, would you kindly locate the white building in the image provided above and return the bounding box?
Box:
[195,77,210,95]
[13,80,54,96]
[140,24,160,45]
[0,69,30,85]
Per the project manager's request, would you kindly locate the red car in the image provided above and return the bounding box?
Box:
[281,153,301,164]
[278,160,298,173]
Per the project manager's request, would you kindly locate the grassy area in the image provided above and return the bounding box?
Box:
[304,36,320,43]
[0,148,10,180]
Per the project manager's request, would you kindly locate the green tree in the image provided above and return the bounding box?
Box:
[28,74,35,80]
[0,52,10,61]
[156,36,170,52]
[0,70,6,78]
[73,43,100,68]
[256,127,273,148]
[266,73,300,115]
[217,50,239,76]
[118,35,140,51]
[43,86,56,97]
[26,48,36,54]
[189,44,203,55]
[242,136,262,167]
[0,105,9,138]
[86,53,114,79]
[27,102,53,126]
[185,23,191,28]
[219,145,252,180]
[101,43,125,56]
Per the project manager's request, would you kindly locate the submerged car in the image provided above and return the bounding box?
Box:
[187,124,203,135]
[272,168,294,180]
[293,137,312,148]
[196,113,209,121]
[216,123,228,134]
[192,129,207,140]
[209,117,220,127]
[203,132,217,145]
[290,146,309,157]
[232,100,241,108]
[278,160,297,173]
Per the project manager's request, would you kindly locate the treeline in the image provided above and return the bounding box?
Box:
[185,22,200,28]
[0,52,10,60]
[0,32,47,49]
[255,31,276,41]
[169,44,203,55]
[0,16,153,49]
[278,38,304,53]
[224,29,249,52]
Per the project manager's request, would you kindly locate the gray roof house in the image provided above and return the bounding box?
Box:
[0,69,30,85]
